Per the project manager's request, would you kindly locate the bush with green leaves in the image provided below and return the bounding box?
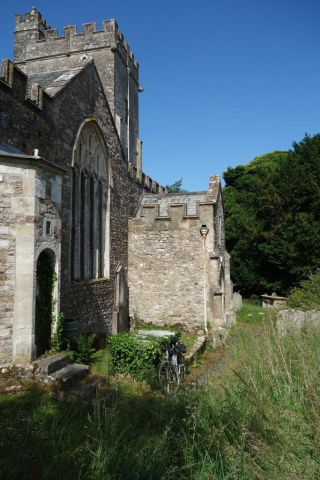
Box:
[108,332,173,384]
[288,270,320,311]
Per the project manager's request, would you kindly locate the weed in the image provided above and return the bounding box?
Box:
[50,312,65,352]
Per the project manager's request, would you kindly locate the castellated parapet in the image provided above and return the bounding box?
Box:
[14,11,138,79]
[15,8,51,35]
[13,7,140,166]
[1,59,48,110]
[130,199,215,231]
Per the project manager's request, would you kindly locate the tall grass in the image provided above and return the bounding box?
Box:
[1,313,320,479]
[180,318,320,479]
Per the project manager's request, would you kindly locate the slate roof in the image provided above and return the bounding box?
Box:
[0,144,25,155]
[27,67,84,97]
[140,191,208,216]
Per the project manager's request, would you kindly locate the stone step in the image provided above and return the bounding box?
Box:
[49,364,89,388]
[67,379,100,401]
[35,354,69,375]
[184,336,206,364]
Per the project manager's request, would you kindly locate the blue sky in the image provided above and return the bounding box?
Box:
[1,1,320,191]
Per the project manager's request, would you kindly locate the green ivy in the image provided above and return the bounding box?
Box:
[51,312,65,352]
[35,252,57,356]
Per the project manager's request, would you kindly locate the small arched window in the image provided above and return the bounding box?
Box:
[70,121,109,280]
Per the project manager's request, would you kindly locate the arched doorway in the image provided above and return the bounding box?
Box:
[35,249,57,357]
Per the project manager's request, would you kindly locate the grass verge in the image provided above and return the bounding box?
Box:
[1,306,320,479]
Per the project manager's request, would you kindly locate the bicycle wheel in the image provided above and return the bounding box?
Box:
[158,361,180,396]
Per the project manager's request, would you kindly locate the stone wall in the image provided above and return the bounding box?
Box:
[0,171,16,364]
[0,155,64,363]
[0,58,150,362]
[129,198,222,332]
[276,309,320,336]
[129,223,204,331]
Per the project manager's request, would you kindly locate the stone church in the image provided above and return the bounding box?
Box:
[0,8,234,365]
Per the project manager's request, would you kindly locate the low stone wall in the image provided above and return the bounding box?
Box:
[276,309,320,335]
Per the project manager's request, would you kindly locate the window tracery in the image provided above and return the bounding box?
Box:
[70,121,109,280]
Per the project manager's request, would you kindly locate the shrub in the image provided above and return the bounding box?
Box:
[249,294,261,305]
[288,270,320,311]
[73,332,97,364]
[108,332,171,384]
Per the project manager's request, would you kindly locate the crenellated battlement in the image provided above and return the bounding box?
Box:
[0,59,46,109]
[127,163,165,194]
[137,201,214,222]
[129,195,215,235]
[12,8,140,168]
[15,8,51,32]
[14,9,138,71]
[128,176,222,235]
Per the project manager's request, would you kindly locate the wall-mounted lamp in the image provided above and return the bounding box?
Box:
[219,255,224,264]
[200,225,209,237]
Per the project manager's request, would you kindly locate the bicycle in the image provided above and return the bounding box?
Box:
[158,338,187,395]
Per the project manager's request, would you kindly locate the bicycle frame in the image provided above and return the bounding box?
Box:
[158,344,187,395]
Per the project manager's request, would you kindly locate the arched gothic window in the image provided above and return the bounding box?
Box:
[70,121,109,280]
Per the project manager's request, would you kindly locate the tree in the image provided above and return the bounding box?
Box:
[223,135,320,296]
[165,178,188,193]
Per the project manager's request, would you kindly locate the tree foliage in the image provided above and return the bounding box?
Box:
[287,270,320,311]
[223,134,320,296]
[165,178,188,193]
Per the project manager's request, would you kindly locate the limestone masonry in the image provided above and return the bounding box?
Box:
[0,7,234,364]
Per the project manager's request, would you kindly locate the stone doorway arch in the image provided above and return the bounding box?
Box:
[35,249,57,357]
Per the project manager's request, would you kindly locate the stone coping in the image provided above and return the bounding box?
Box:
[0,152,67,174]
[136,329,175,338]
[134,330,206,364]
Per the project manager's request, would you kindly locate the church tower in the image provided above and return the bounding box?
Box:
[13,7,142,168]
